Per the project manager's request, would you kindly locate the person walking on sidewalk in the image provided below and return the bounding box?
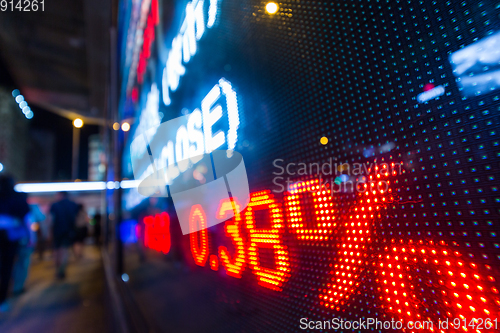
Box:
[50,192,78,280]
[0,175,30,312]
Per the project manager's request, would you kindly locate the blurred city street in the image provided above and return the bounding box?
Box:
[0,246,109,333]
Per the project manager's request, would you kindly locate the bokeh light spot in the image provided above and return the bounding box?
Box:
[265,2,278,14]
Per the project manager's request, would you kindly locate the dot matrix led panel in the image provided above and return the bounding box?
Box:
[120,0,500,331]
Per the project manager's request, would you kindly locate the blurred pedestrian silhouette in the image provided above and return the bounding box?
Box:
[49,192,78,280]
[73,204,88,260]
[12,203,44,295]
[0,175,30,312]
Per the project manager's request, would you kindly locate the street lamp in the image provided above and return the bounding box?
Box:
[265,2,279,14]
[73,118,84,128]
[121,122,130,132]
[72,118,84,179]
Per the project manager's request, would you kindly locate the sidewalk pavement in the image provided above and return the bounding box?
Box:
[0,246,110,333]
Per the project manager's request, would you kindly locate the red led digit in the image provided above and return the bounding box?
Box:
[189,204,209,267]
[286,179,336,241]
[143,212,171,254]
[217,198,246,278]
[245,190,290,291]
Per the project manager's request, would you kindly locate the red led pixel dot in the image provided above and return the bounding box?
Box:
[210,255,219,271]
[189,204,209,267]
[423,83,435,91]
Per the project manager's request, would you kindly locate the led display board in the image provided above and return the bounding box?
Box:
[119,0,500,331]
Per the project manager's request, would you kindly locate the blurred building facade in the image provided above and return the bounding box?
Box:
[0,88,28,181]
[27,129,56,181]
[88,134,105,181]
